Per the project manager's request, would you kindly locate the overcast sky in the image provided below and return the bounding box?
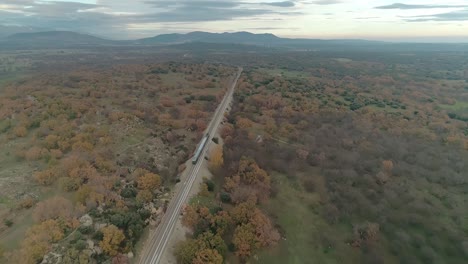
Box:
[0,0,467,41]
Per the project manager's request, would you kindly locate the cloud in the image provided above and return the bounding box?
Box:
[0,0,302,38]
[262,1,295,7]
[405,9,468,22]
[144,0,240,9]
[355,16,379,20]
[311,0,342,5]
[375,3,468,9]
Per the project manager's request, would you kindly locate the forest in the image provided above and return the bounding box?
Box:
[0,46,467,264]
[176,50,468,263]
[0,53,237,263]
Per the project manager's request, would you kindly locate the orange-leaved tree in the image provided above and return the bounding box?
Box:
[100,225,126,256]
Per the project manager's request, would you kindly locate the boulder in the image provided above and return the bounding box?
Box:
[79,214,93,227]
[94,222,107,231]
[93,245,103,255]
[87,239,94,249]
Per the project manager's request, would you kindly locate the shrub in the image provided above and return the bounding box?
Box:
[204,179,215,192]
[78,225,93,235]
[75,240,87,251]
[58,177,81,192]
[3,219,13,227]
[121,187,137,198]
[19,197,36,209]
[92,230,103,241]
[220,192,231,203]
[34,168,60,186]
[13,126,27,137]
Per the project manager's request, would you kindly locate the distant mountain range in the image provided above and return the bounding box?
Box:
[2,31,119,48]
[138,31,282,45]
[0,30,381,49]
[1,30,467,51]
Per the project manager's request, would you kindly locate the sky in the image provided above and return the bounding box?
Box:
[0,0,467,41]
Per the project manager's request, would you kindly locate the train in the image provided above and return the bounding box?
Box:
[192,133,210,164]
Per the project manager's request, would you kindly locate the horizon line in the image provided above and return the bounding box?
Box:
[3,30,468,44]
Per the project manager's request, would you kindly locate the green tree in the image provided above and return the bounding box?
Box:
[193,249,223,264]
[175,239,199,264]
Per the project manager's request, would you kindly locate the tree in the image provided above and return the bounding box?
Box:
[71,141,94,152]
[136,172,161,190]
[34,168,60,186]
[209,210,231,235]
[44,134,59,149]
[220,124,234,139]
[69,165,98,183]
[209,145,223,172]
[58,177,81,192]
[33,196,75,222]
[100,225,125,256]
[182,205,200,230]
[199,183,210,197]
[238,157,269,186]
[18,219,65,263]
[25,147,48,161]
[196,232,227,256]
[351,222,380,248]
[112,254,129,264]
[13,125,27,137]
[63,248,91,264]
[75,185,92,204]
[193,249,223,264]
[233,223,257,258]
[175,239,198,264]
[382,160,393,174]
[231,199,256,225]
[136,189,153,204]
[250,209,280,247]
[223,175,240,193]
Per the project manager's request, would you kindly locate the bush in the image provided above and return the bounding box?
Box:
[204,179,215,192]
[78,225,93,235]
[220,192,231,203]
[19,197,36,209]
[92,230,104,241]
[58,177,81,192]
[139,209,151,220]
[121,186,137,198]
[75,240,87,251]
[3,219,13,227]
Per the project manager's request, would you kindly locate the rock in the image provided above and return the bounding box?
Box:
[94,222,107,231]
[79,214,93,227]
[93,245,103,255]
[87,239,94,249]
[127,252,134,259]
